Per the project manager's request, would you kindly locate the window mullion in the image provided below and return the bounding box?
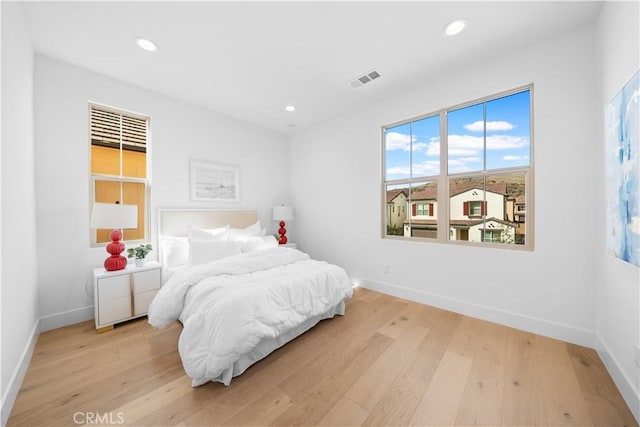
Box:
[408,121,413,235]
[439,110,448,243]
[118,113,124,205]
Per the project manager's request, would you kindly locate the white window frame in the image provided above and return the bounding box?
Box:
[89,103,151,247]
[381,85,534,251]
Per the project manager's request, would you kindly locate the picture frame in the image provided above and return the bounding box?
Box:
[605,69,639,268]
[190,160,239,202]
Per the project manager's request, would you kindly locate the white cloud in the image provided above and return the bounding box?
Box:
[385,132,413,151]
[387,132,529,176]
[411,160,440,176]
[447,134,483,155]
[412,142,429,152]
[387,160,440,178]
[386,166,410,177]
[456,157,482,163]
[486,135,529,150]
[385,132,429,152]
[464,120,515,132]
[425,138,441,156]
[447,134,529,155]
[447,160,473,173]
[448,148,480,156]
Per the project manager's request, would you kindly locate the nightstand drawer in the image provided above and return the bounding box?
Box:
[134,289,158,316]
[98,275,130,300]
[99,295,132,325]
[133,269,161,293]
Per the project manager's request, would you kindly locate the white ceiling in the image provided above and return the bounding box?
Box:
[20,1,603,134]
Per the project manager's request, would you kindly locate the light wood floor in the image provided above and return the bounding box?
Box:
[8,288,638,427]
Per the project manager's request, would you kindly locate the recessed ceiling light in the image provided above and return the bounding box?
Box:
[444,19,467,36]
[135,37,158,52]
[285,105,296,112]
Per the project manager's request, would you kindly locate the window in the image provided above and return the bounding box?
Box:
[482,230,501,243]
[416,203,430,216]
[90,104,150,245]
[383,114,440,239]
[382,86,533,250]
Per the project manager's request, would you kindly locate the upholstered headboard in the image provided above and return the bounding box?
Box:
[158,208,258,237]
[156,209,259,283]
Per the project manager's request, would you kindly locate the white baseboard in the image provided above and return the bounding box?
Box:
[360,278,595,348]
[596,336,640,424]
[1,320,39,427]
[38,305,93,332]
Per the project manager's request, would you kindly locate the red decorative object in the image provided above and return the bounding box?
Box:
[278,220,288,245]
[104,229,127,271]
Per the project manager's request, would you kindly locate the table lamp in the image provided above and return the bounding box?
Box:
[272,204,293,245]
[90,202,138,271]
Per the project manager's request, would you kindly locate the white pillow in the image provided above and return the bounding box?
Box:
[187,225,229,241]
[245,221,262,236]
[159,236,189,268]
[189,240,241,266]
[240,235,279,253]
[229,221,262,241]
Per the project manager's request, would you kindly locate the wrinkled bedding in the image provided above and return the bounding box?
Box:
[148,247,353,386]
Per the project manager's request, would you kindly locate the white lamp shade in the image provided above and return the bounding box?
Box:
[272,205,293,222]
[90,203,138,229]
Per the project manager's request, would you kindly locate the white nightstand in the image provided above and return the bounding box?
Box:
[282,243,297,249]
[93,261,161,333]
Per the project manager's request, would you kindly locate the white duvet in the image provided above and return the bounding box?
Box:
[148,247,352,386]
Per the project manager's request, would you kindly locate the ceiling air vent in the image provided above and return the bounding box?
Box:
[350,69,381,88]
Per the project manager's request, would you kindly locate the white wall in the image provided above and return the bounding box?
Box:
[290,24,599,346]
[33,55,290,326]
[1,3,39,425]
[595,1,640,420]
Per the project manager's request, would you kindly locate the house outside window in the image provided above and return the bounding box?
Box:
[382,85,533,250]
[89,104,151,246]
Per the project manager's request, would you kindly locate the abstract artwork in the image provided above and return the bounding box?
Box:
[605,70,639,268]
[190,160,239,202]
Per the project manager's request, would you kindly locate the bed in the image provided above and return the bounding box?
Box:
[147,208,353,387]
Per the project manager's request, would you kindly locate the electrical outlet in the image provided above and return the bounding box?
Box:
[384,264,390,274]
[634,344,640,369]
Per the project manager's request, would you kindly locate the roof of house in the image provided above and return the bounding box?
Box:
[408,182,509,202]
[386,189,407,203]
[450,182,507,197]
[409,186,437,201]
[461,217,517,228]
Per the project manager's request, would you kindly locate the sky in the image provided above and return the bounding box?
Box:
[385,89,531,181]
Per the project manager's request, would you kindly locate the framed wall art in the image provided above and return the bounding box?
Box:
[190,160,239,202]
[605,69,639,268]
